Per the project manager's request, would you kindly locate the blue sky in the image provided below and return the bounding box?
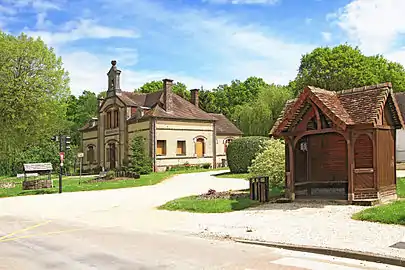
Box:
[1,0,405,96]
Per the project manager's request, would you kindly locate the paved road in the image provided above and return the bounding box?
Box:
[0,171,403,269]
[0,216,402,270]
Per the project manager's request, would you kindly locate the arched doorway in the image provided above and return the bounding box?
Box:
[294,132,348,199]
[106,141,118,170]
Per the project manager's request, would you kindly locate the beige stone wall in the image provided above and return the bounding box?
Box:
[154,120,214,169]
[128,121,150,156]
[215,135,240,166]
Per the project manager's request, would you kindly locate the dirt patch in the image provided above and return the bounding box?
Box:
[197,189,248,200]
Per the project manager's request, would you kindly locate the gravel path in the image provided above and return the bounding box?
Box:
[161,178,405,259]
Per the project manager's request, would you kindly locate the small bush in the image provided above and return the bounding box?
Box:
[248,138,285,187]
[105,170,115,180]
[201,163,211,169]
[226,136,269,173]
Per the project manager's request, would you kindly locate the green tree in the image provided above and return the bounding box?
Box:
[232,84,293,136]
[66,90,98,145]
[0,31,70,175]
[135,80,190,99]
[128,136,152,174]
[292,44,405,95]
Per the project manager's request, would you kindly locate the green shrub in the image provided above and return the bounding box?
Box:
[201,163,211,169]
[226,136,269,173]
[128,136,153,175]
[248,138,285,187]
[106,170,115,180]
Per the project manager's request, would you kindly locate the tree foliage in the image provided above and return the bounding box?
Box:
[292,44,405,95]
[135,80,190,99]
[248,139,285,187]
[226,136,269,173]
[232,84,293,136]
[128,136,152,174]
[66,90,98,145]
[0,32,70,175]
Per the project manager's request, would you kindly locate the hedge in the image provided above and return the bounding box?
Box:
[226,136,269,173]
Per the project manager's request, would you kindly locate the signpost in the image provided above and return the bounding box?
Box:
[77,152,84,183]
[51,134,71,194]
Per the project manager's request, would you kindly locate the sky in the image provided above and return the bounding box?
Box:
[1,0,405,96]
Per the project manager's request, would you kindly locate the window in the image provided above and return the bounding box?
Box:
[156,140,166,156]
[105,109,119,129]
[106,111,111,129]
[195,138,205,158]
[114,110,119,128]
[87,146,95,163]
[224,138,233,153]
[176,141,186,155]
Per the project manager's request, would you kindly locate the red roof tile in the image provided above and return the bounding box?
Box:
[270,82,404,136]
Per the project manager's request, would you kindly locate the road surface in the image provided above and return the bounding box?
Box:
[0,216,401,270]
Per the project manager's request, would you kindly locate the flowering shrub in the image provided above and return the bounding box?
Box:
[248,138,285,187]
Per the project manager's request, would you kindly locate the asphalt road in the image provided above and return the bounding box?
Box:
[0,216,401,270]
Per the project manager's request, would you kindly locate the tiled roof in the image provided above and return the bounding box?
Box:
[271,82,404,136]
[209,113,243,135]
[395,92,405,122]
[140,93,215,121]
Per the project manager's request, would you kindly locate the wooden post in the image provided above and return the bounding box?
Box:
[288,139,295,201]
[347,132,354,202]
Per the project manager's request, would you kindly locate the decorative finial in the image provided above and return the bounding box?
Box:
[111,60,117,66]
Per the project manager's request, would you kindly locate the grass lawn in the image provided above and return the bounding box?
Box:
[158,192,260,213]
[158,187,284,213]
[214,172,250,180]
[352,177,405,225]
[0,167,222,198]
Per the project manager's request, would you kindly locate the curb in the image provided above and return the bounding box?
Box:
[234,238,405,268]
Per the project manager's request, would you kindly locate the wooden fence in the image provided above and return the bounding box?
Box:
[249,176,269,202]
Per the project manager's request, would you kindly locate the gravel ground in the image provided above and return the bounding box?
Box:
[165,197,405,259]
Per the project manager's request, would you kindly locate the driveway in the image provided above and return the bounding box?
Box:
[0,170,248,231]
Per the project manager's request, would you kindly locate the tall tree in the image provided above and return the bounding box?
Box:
[232,84,293,136]
[66,90,98,145]
[0,32,70,175]
[293,44,405,95]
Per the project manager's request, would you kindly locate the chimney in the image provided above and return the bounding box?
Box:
[106,60,122,97]
[163,78,173,111]
[190,89,199,108]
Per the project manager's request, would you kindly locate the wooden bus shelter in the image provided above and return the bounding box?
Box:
[270,83,404,203]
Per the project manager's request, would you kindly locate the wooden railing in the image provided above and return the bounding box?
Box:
[249,176,269,202]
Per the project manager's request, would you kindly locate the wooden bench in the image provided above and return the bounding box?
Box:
[294,181,348,196]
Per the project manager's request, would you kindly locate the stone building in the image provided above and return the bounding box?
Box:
[79,61,242,172]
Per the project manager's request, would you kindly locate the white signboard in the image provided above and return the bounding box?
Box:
[77,153,84,158]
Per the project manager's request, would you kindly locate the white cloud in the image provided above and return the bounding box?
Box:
[333,0,405,55]
[55,0,314,95]
[25,19,139,47]
[202,0,279,4]
[321,31,332,42]
[61,51,220,96]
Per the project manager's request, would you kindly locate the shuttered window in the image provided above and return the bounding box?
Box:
[177,141,186,155]
[157,140,166,156]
